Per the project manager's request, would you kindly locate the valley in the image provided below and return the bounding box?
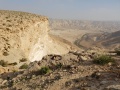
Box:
[49,19,120,50]
[0,10,120,90]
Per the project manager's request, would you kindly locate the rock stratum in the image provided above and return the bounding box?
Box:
[0,10,77,63]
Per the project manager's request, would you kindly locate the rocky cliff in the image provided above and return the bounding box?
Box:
[0,10,77,63]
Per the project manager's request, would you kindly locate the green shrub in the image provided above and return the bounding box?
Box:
[56,63,63,69]
[8,62,17,66]
[19,63,28,69]
[39,66,51,75]
[116,51,120,55]
[93,55,115,65]
[0,60,8,67]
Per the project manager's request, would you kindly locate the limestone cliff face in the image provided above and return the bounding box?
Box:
[0,10,77,63]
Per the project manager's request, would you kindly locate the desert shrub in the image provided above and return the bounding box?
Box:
[3,23,5,26]
[3,52,9,56]
[93,55,115,65]
[19,58,27,62]
[6,20,11,22]
[115,49,120,56]
[65,65,72,70]
[0,60,8,67]
[116,51,120,55]
[8,62,17,66]
[56,63,63,69]
[19,63,28,69]
[12,69,18,72]
[39,66,51,75]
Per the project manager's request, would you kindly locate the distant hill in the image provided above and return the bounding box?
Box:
[76,30,120,49]
[49,19,120,49]
[100,30,120,48]
[49,19,120,32]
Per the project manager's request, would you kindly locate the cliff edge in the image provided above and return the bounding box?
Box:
[0,10,77,63]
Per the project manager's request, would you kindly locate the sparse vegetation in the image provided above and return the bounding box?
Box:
[3,52,9,56]
[0,60,8,67]
[8,62,17,66]
[12,69,18,72]
[19,58,27,62]
[115,48,120,55]
[19,63,28,69]
[56,63,63,69]
[117,51,120,55]
[93,55,115,65]
[39,66,51,75]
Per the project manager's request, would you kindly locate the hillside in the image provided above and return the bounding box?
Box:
[76,30,120,49]
[0,10,78,65]
[101,30,120,48]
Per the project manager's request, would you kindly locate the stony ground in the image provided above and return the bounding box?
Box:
[0,50,120,90]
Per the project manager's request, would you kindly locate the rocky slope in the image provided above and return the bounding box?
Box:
[0,10,78,64]
[0,50,119,90]
[0,12,120,90]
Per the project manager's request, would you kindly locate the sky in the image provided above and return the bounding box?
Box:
[0,0,120,21]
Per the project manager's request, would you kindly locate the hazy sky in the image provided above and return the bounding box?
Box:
[0,0,120,21]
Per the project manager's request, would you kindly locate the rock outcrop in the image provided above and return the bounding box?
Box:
[0,10,77,63]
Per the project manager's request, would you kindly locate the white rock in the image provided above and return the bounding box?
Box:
[2,80,7,85]
[0,78,3,84]
[80,56,88,61]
